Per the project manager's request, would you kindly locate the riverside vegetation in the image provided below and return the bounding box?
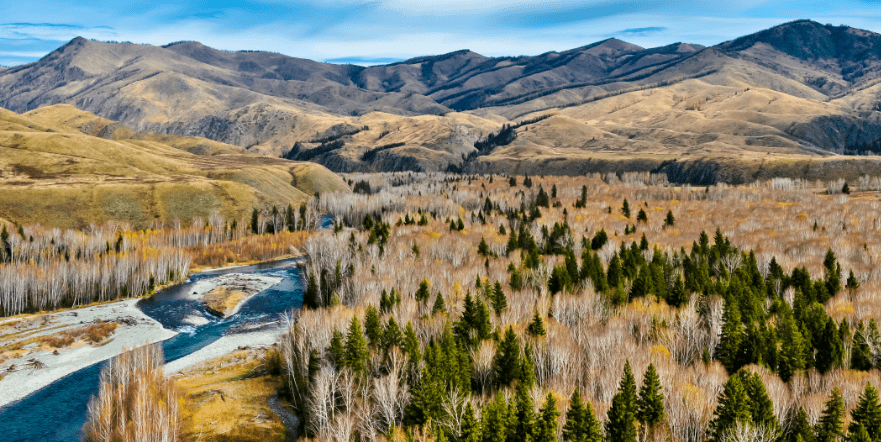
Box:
[80,172,881,442]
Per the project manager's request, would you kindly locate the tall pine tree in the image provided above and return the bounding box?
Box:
[606,361,639,442]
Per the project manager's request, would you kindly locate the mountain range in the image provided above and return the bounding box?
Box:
[5,19,881,183]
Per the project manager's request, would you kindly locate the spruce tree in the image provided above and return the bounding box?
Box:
[778,311,805,382]
[327,329,346,369]
[708,375,752,442]
[481,394,509,442]
[850,424,872,442]
[491,282,508,315]
[848,383,881,441]
[345,316,369,374]
[815,388,845,442]
[562,389,602,442]
[383,317,403,351]
[534,393,560,442]
[738,370,779,431]
[716,297,744,373]
[364,306,383,347]
[304,272,320,309]
[432,293,447,315]
[788,407,814,442]
[460,402,481,442]
[403,321,421,364]
[622,199,631,218]
[415,279,431,302]
[494,327,521,387]
[527,311,547,337]
[606,361,638,442]
[637,364,665,434]
[816,318,844,374]
[665,210,675,227]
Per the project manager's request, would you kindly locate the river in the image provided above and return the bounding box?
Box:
[0,259,307,442]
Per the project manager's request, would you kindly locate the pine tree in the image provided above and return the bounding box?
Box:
[494,327,521,387]
[716,298,744,373]
[708,375,752,442]
[815,388,845,442]
[403,321,421,364]
[848,383,881,441]
[491,282,508,315]
[637,209,648,223]
[527,311,547,337]
[738,370,779,431]
[606,361,638,442]
[304,272,320,309]
[482,394,509,442]
[415,279,431,302]
[665,210,675,227]
[327,329,346,369]
[778,311,805,382]
[510,375,535,442]
[382,317,403,351]
[250,208,260,234]
[788,407,814,442]
[562,389,602,442]
[850,424,872,442]
[534,393,560,442]
[432,293,447,315]
[345,316,369,374]
[637,364,665,434]
[622,199,631,218]
[460,402,481,442]
[847,270,860,295]
[478,237,491,257]
[816,318,844,373]
[364,306,383,347]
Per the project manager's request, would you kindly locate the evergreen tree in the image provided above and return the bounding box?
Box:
[527,311,547,337]
[534,393,560,442]
[494,327,521,387]
[304,272,320,309]
[622,199,631,218]
[481,394,509,442]
[848,383,881,441]
[491,282,508,315]
[636,209,648,223]
[345,316,369,374]
[778,311,805,382]
[250,207,260,234]
[478,237,492,257]
[668,276,688,308]
[847,270,860,295]
[850,424,872,442]
[433,293,447,315]
[364,305,383,347]
[637,364,665,433]
[816,318,844,374]
[852,322,874,371]
[460,402,482,442]
[788,407,815,442]
[815,388,845,442]
[738,370,779,431]
[403,321,421,364]
[716,298,744,373]
[562,389,602,442]
[606,361,639,442]
[665,210,675,227]
[708,375,752,442]
[327,329,346,368]
[415,279,431,302]
[382,317,403,351]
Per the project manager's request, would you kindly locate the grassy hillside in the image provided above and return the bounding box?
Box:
[0,105,348,228]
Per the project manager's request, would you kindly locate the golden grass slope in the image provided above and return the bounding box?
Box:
[0,105,348,228]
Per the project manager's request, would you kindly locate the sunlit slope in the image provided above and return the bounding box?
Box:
[0,106,347,228]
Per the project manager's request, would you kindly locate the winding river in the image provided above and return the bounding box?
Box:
[1,257,308,441]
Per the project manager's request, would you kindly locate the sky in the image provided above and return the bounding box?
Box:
[3,1,881,67]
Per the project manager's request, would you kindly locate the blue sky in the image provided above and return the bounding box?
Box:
[2,1,881,67]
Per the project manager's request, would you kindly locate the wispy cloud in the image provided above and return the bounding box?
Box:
[1,1,881,66]
[324,56,406,66]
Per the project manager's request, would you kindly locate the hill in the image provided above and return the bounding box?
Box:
[0,105,347,228]
[4,21,881,181]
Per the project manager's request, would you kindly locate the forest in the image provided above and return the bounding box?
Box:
[71,171,881,442]
[279,172,881,442]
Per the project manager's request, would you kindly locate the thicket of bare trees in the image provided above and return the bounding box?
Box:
[279,172,881,442]
[0,200,323,316]
[83,344,180,442]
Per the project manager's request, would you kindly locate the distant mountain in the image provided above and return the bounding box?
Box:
[3,20,881,182]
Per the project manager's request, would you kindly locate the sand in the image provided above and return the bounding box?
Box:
[0,299,176,407]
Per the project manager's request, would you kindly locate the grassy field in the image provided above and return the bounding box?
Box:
[0,105,348,228]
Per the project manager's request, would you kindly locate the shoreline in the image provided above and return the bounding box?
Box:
[0,298,178,408]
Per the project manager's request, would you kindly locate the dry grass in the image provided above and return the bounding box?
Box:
[177,349,288,442]
[188,230,311,270]
[203,287,246,318]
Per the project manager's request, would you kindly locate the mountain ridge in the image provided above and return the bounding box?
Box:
[3,20,881,181]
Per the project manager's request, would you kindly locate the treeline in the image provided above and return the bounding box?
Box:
[472,113,555,157]
[362,142,406,162]
[286,139,346,161]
